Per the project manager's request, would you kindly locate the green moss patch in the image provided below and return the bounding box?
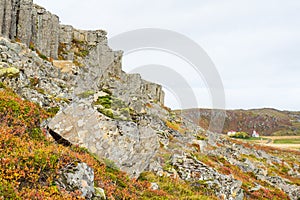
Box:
[94,94,135,121]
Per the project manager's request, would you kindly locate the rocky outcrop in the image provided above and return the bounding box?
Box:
[171,154,244,200]
[0,0,24,39]
[0,35,166,177]
[206,137,300,200]
[0,0,59,58]
[1,31,300,200]
[0,37,75,108]
[106,72,165,111]
[0,0,165,106]
[0,0,108,60]
[55,161,107,199]
[59,25,107,60]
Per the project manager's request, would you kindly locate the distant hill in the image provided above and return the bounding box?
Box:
[181,108,300,136]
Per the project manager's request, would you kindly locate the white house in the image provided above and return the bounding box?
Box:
[252,130,259,138]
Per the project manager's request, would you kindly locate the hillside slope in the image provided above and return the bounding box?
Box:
[182,108,300,136]
[0,86,217,199]
[0,1,300,200]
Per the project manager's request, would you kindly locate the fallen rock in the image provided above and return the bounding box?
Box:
[171,154,244,200]
[249,184,262,192]
[150,182,159,190]
[48,102,159,178]
[93,187,106,200]
[56,162,94,199]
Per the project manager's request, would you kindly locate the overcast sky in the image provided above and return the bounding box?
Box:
[34,0,300,111]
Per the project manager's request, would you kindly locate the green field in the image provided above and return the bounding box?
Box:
[273,138,300,144]
[239,136,300,150]
[242,137,267,141]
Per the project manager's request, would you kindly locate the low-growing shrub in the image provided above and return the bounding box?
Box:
[229,131,249,139]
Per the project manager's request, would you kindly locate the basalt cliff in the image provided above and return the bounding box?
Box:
[0,1,299,199]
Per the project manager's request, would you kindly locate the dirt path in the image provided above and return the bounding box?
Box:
[266,139,272,144]
[263,143,300,149]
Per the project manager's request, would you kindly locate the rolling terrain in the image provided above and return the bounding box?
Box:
[182,108,300,136]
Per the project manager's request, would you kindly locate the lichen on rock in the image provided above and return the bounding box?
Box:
[0,66,19,77]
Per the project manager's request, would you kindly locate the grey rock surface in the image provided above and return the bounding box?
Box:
[0,0,165,106]
[56,162,95,199]
[150,182,159,190]
[93,187,106,200]
[48,102,159,178]
[171,154,244,200]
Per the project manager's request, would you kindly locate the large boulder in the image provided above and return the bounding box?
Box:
[48,102,159,178]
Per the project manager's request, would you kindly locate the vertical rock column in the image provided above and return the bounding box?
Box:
[82,29,116,76]
[0,0,4,35]
[0,0,60,59]
[59,25,74,60]
[143,81,165,105]
[16,0,33,46]
[0,0,19,38]
[8,0,20,39]
[31,4,59,59]
[0,0,33,44]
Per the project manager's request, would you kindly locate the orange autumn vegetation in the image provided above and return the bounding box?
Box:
[194,154,290,200]
[165,121,186,134]
[0,88,146,199]
[0,86,212,199]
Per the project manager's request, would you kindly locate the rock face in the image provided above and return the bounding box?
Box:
[0,33,165,178]
[0,0,165,106]
[0,37,75,108]
[0,0,59,58]
[0,0,165,107]
[48,102,159,178]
